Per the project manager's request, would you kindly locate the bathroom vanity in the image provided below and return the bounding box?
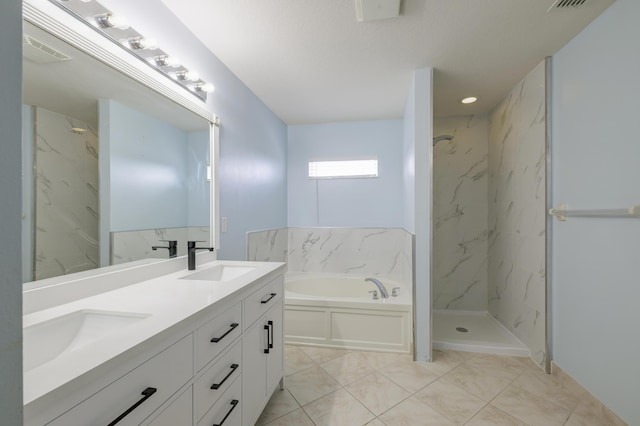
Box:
[23,257,286,426]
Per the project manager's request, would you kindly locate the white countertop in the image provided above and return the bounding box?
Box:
[23,259,285,407]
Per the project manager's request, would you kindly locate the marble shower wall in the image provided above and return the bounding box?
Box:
[111,226,210,264]
[488,60,547,367]
[247,227,414,288]
[433,115,489,310]
[34,107,99,280]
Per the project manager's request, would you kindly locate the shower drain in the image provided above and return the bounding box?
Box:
[456,327,469,333]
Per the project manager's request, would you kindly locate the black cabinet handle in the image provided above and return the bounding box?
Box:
[213,399,239,426]
[210,363,239,390]
[260,293,277,304]
[268,320,274,349]
[211,323,239,343]
[263,324,270,354]
[107,387,157,426]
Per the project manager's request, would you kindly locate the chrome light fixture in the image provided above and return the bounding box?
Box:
[50,0,214,101]
[94,13,129,30]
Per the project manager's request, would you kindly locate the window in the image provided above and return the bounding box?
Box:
[308,158,378,179]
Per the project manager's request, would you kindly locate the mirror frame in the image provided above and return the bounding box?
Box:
[23,0,220,278]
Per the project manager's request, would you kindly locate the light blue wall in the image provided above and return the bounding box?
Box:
[551,0,640,423]
[217,94,287,259]
[0,0,23,421]
[106,99,190,231]
[404,68,433,363]
[187,130,210,226]
[287,120,404,227]
[106,0,288,260]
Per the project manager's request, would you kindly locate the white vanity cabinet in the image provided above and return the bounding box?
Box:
[48,335,194,426]
[146,387,193,426]
[24,261,286,426]
[194,340,242,422]
[242,275,285,426]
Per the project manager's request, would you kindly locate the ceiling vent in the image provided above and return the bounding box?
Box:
[548,0,588,12]
[23,35,72,64]
[355,0,401,22]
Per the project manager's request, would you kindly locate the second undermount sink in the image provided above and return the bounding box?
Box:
[23,310,150,372]
[180,264,256,282]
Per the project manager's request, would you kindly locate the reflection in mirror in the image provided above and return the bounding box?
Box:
[22,20,213,283]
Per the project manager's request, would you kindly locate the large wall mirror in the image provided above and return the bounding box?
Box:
[22,3,218,283]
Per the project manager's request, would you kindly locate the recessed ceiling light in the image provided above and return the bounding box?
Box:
[461,96,478,104]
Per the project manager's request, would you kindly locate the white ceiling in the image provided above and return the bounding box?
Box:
[160,0,614,124]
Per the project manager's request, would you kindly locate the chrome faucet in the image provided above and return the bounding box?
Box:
[365,277,389,298]
[187,241,214,270]
[151,240,177,258]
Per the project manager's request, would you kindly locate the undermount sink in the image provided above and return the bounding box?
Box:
[23,310,150,372]
[180,264,256,282]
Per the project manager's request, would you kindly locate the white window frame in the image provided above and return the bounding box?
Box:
[308,157,379,179]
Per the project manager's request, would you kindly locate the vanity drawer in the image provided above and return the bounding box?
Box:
[196,302,242,371]
[197,376,241,426]
[145,386,192,426]
[48,335,193,426]
[243,275,284,330]
[194,341,242,421]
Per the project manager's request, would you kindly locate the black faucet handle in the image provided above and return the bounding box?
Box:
[159,240,177,247]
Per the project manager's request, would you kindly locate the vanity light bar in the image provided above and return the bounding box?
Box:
[51,0,215,100]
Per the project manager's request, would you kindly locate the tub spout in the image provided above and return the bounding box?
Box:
[365,277,389,298]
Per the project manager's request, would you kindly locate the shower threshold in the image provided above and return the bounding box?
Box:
[433,310,529,357]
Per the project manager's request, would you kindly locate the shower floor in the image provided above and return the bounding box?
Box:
[433,310,529,356]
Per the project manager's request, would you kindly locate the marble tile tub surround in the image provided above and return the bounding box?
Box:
[111,226,210,264]
[247,227,414,286]
[33,107,100,280]
[488,60,547,368]
[258,345,627,426]
[247,227,289,263]
[433,115,489,310]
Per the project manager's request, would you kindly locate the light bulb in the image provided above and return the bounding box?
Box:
[201,83,215,93]
[185,70,200,81]
[165,56,181,68]
[461,96,478,104]
[152,55,179,68]
[109,15,129,30]
[142,38,158,50]
[128,37,158,50]
[95,13,129,30]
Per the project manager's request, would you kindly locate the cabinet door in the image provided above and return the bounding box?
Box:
[266,301,283,394]
[241,318,268,426]
[146,387,192,426]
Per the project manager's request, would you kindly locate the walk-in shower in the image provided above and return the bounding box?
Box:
[432,118,530,359]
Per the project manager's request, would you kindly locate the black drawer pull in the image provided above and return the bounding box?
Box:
[263,324,270,354]
[260,293,277,304]
[107,387,157,426]
[210,363,239,390]
[211,323,239,343]
[213,399,239,426]
[268,320,274,349]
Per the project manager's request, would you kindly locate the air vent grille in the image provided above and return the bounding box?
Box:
[23,35,71,64]
[550,0,588,9]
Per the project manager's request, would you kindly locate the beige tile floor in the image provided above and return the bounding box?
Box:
[256,345,627,426]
